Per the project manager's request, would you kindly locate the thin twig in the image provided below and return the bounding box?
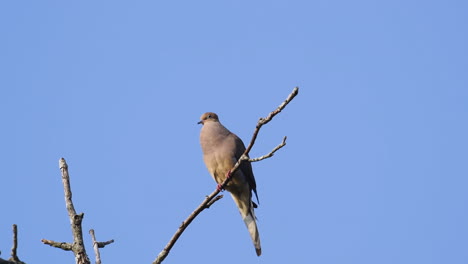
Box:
[205,195,224,208]
[96,240,115,248]
[244,87,299,155]
[249,136,287,162]
[42,158,90,264]
[153,190,225,264]
[153,87,299,264]
[89,229,114,264]
[41,239,73,251]
[9,225,19,262]
[1,225,25,263]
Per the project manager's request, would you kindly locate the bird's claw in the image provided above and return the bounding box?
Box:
[216,171,232,192]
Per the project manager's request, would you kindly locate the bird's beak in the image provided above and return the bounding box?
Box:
[197,120,203,125]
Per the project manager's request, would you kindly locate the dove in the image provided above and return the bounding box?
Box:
[198,112,261,256]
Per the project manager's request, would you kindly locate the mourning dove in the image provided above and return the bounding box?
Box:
[198,112,261,256]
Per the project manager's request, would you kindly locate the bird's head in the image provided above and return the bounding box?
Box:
[198,112,219,125]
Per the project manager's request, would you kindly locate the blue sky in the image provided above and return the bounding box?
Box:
[1,1,467,263]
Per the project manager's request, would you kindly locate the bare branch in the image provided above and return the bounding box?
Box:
[244,86,299,155]
[41,239,73,251]
[42,158,90,264]
[2,224,26,263]
[249,136,287,162]
[153,87,299,264]
[89,229,114,264]
[9,225,19,262]
[153,192,223,264]
[89,230,101,264]
[205,195,224,208]
[96,240,115,248]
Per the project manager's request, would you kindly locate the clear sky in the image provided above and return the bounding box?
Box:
[1,1,467,263]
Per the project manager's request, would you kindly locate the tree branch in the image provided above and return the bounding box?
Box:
[89,229,114,264]
[0,224,25,264]
[244,87,298,155]
[9,225,19,262]
[205,195,224,208]
[153,87,299,264]
[249,136,287,162]
[42,158,90,264]
[41,239,73,250]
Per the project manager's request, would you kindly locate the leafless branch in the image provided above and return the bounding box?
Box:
[41,239,73,250]
[153,87,299,264]
[249,136,287,162]
[205,195,224,208]
[9,225,19,262]
[96,240,115,248]
[244,87,298,155]
[42,158,90,264]
[89,229,114,264]
[89,229,101,264]
[1,224,25,264]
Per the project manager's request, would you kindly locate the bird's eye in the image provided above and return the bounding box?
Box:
[207,115,212,119]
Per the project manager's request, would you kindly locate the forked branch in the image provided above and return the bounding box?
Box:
[89,229,115,264]
[42,158,90,264]
[153,87,299,264]
[42,158,114,264]
[249,136,287,162]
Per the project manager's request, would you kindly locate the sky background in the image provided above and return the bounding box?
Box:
[1,1,467,263]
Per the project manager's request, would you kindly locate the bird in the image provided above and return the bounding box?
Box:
[198,112,261,256]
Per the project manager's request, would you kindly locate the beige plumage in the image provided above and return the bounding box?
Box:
[198,112,261,256]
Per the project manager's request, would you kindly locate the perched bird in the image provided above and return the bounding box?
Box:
[198,112,261,256]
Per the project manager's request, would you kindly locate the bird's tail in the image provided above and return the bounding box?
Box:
[231,193,262,256]
[243,206,262,256]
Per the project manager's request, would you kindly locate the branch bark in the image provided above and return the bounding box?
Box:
[205,195,224,208]
[153,87,299,264]
[41,239,73,250]
[249,136,287,162]
[9,225,19,262]
[0,224,25,264]
[89,229,114,264]
[41,158,90,264]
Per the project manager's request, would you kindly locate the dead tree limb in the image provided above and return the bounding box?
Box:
[205,195,224,208]
[153,87,299,264]
[41,239,73,250]
[42,158,90,264]
[9,225,19,262]
[249,136,287,162]
[0,224,25,264]
[89,229,114,264]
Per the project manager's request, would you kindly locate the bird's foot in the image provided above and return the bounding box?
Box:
[226,170,232,179]
[217,184,223,192]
